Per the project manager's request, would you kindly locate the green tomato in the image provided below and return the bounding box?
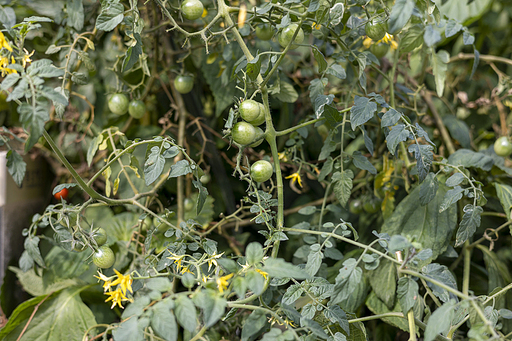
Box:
[108,93,129,115]
[73,240,87,252]
[184,198,194,212]
[349,200,363,214]
[232,121,257,145]
[181,0,204,20]
[200,174,211,184]
[93,246,115,269]
[370,42,389,58]
[251,160,273,182]
[249,127,264,147]
[279,23,305,49]
[239,100,262,122]
[128,100,146,119]
[494,136,512,156]
[92,228,108,246]
[256,24,273,40]
[363,200,381,214]
[141,216,152,231]
[365,20,388,41]
[174,75,194,94]
[246,103,266,126]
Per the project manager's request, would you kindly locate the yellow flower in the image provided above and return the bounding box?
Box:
[202,8,208,18]
[110,269,133,295]
[255,268,268,280]
[104,288,132,309]
[207,252,224,271]
[0,56,16,77]
[285,172,303,188]
[312,22,321,30]
[216,273,234,293]
[0,32,12,52]
[94,271,114,292]
[364,33,398,50]
[168,253,186,271]
[363,36,373,49]
[22,49,34,68]
[181,266,193,274]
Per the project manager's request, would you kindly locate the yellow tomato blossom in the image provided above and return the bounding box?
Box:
[207,252,224,271]
[104,287,132,309]
[0,32,12,52]
[168,253,186,271]
[0,56,17,77]
[22,49,35,68]
[312,22,321,30]
[255,268,268,280]
[110,269,133,295]
[216,273,234,293]
[94,271,114,292]
[285,172,303,188]
[201,8,208,18]
[364,33,398,50]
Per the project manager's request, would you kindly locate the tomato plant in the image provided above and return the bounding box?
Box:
[92,228,108,246]
[181,0,204,20]
[370,42,389,58]
[494,136,512,156]
[250,160,273,182]
[231,121,257,145]
[279,23,304,49]
[365,19,388,41]
[256,23,273,40]
[239,99,262,122]
[53,187,69,200]
[128,99,146,119]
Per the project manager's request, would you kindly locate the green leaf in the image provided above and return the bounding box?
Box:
[448,149,494,171]
[312,47,327,73]
[424,25,441,47]
[431,50,450,97]
[262,258,309,279]
[241,310,267,341]
[67,0,84,30]
[305,249,323,277]
[400,25,424,53]
[192,180,208,215]
[113,317,148,341]
[445,19,463,37]
[326,64,346,80]
[168,160,193,178]
[144,146,165,186]
[368,259,396,309]
[323,104,342,128]
[331,258,363,305]
[18,101,49,151]
[151,303,178,341]
[332,170,353,207]
[0,5,15,27]
[386,124,410,155]
[439,185,464,213]
[193,290,226,327]
[1,72,20,91]
[87,135,102,166]
[0,287,96,341]
[381,183,457,259]
[40,86,68,105]
[408,143,433,182]
[6,150,26,187]
[424,300,456,341]
[366,291,411,332]
[350,96,377,130]
[246,55,261,81]
[421,263,457,303]
[301,318,328,339]
[443,115,471,149]
[96,3,124,31]
[175,296,197,332]
[298,206,317,215]
[274,81,298,103]
[282,284,304,305]
[245,269,265,295]
[397,277,419,315]
[388,0,415,34]
[455,204,482,247]
[246,242,264,265]
[323,305,349,334]
[9,266,78,297]
[419,172,439,206]
[381,108,402,127]
[352,151,377,175]
[493,183,512,220]
[122,33,142,72]
[445,173,464,187]
[24,236,45,268]
[232,276,247,298]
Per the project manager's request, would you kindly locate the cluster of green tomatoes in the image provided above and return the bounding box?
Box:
[108,93,147,118]
[73,227,116,269]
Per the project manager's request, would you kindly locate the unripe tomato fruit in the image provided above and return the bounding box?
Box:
[363,200,381,214]
[232,121,257,145]
[370,42,389,58]
[181,0,204,20]
[73,241,87,252]
[184,198,194,212]
[128,100,146,119]
[200,174,211,184]
[92,228,108,246]
[54,188,69,200]
[250,127,264,147]
[239,100,262,122]
[108,93,129,115]
[256,24,273,40]
[174,75,194,94]
[365,20,388,41]
[349,200,363,214]
[93,246,115,269]
[246,103,266,126]
[494,136,512,156]
[279,23,304,49]
[251,160,273,182]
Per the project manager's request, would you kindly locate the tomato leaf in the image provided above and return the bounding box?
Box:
[455,204,482,247]
[350,96,377,130]
[388,0,415,34]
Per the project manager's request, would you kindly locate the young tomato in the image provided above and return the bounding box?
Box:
[174,75,194,94]
[54,188,69,200]
[108,93,129,115]
[251,160,273,183]
[93,246,115,269]
[232,121,257,145]
[92,228,108,246]
[181,0,204,20]
[256,24,273,40]
[279,23,305,49]
[128,100,146,119]
[249,127,264,147]
[239,100,262,122]
[494,136,512,156]
[370,43,389,58]
[365,20,388,41]
[349,199,363,214]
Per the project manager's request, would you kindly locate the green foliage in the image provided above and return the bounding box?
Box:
[1,0,512,340]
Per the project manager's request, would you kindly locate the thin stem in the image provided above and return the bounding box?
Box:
[276,118,324,136]
[462,241,470,296]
